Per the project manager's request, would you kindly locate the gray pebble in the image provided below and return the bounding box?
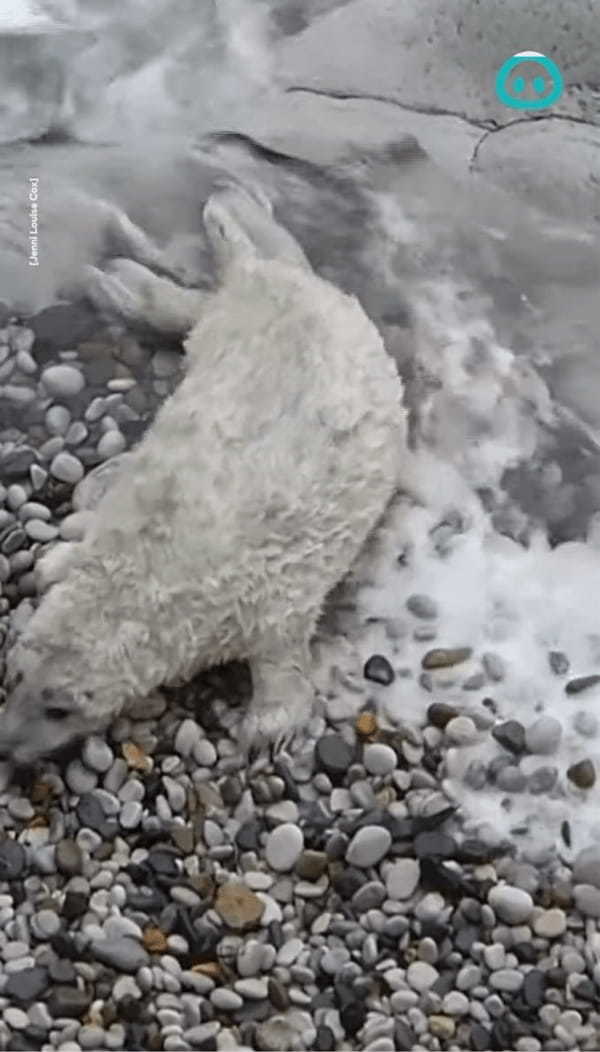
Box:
[65,759,98,795]
[45,405,71,436]
[50,451,84,484]
[346,826,391,868]
[91,936,150,972]
[24,519,58,542]
[496,765,527,792]
[152,350,181,378]
[488,885,533,924]
[525,716,562,755]
[82,736,114,773]
[41,365,85,398]
[528,765,558,794]
[65,421,88,446]
[363,743,397,776]
[385,859,420,900]
[7,484,27,510]
[265,823,304,872]
[210,988,243,1011]
[192,738,217,767]
[18,501,51,522]
[97,429,126,460]
[489,969,523,992]
[120,801,143,829]
[85,397,106,422]
[482,652,506,681]
[4,1007,28,1029]
[31,908,61,939]
[406,961,439,992]
[445,715,477,745]
[573,846,600,889]
[406,594,438,620]
[573,710,598,737]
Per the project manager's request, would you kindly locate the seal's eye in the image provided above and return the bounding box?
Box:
[45,707,70,721]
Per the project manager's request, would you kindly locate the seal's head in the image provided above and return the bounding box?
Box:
[0,639,105,766]
[203,183,310,275]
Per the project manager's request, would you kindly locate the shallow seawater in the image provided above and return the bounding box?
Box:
[1,0,600,860]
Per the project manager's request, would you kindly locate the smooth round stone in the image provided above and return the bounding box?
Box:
[45,405,71,436]
[0,554,9,582]
[314,734,354,782]
[32,908,61,939]
[363,743,397,776]
[533,908,566,939]
[528,765,559,794]
[573,846,600,889]
[406,961,439,992]
[120,801,143,829]
[4,1007,28,1029]
[1,384,35,404]
[385,859,420,900]
[234,977,268,1000]
[574,884,600,917]
[84,396,106,422]
[573,710,599,737]
[192,738,217,766]
[65,421,88,447]
[445,716,477,745]
[65,759,98,795]
[24,519,58,542]
[50,451,84,484]
[567,759,596,789]
[363,654,395,685]
[265,823,304,873]
[346,826,392,868]
[482,652,506,681]
[492,720,526,755]
[15,351,36,376]
[549,650,569,675]
[525,716,562,755]
[18,501,51,522]
[406,594,438,620]
[55,839,83,876]
[6,484,27,510]
[489,969,524,992]
[488,885,534,924]
[97,429,126,460]
[443,991,469,1016]
[495,766,527,792]
[210,988,243,1011]
[41,365,85,398]
[174,718,201,758]
[82,737,114,774]
[90,937,150,972]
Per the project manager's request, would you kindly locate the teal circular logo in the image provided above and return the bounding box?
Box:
[495,51,564,110]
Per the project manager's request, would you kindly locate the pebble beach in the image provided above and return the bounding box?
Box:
[1,0,600,1050]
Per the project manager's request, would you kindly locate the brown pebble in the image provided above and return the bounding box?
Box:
[567,759,596,789]
[427,702,459,729]
[215,882,265,931]
[30,780,55,805]
[143,927,168,954]
[122,741,152,772]
[191,961,223,980]
[355,711,378,740]
[422,647,472,670]
[268,977,290,1011]
[295,850,328,882]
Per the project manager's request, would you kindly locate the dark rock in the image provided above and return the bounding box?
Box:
[273,759,301,802]
[491,1018,515,1051]
[0,839,27,879]
[28,304,97,356]
[76,794,116,838]
[414,831,456,859]
[4,966,48,1001]
[48,959,76,984]
[363,654,395,685]
[567,758,596,789]
[491,720,526,755]
[295,850,328,881]
[55,839,83,876]
[523,969,546,1008]
[147,848,181,879]
[572,977,596,1001]
[470,1023,492,1051]
[314,734,354,783]
[394,1020,417,1051]
[454,925,480,954]
[339,1001,366,1037]
[235,820,262,853]
[549,650,569,675]
[46,985,92,1018]
[0,526,26,555]
[513,942,539,965]
[330,865,365,900]
[566,675,600,695]
[49,933,83,960]
[420,857,475,898]
[412,806,457,833]
[314,1025,336,1051]
[427,702,459,729]
[268,977,289,1011]
[220,776,243,807]
[422,647,472,669]
[1,446,37,480]
[455,839,494,865]
[545,967,566,987]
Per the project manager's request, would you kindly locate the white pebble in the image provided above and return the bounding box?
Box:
[82,736,114,773]
[385,859,420,900]
[59,510,93,541]
[346,826,391,868]
[24,519,58,542]
[445,716,477,745]
[45,405,71,436]
[97,429,126,460]
[488,884,534,924]
[407,961,439,992]
[533,908,566,939]
[50,451,84,484]
[4,1007,29,1029]
[265,823,304,872]
[41,364,84,398]
[363,743,397,776]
